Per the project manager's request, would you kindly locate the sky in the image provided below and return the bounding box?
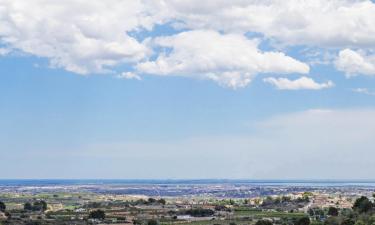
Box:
[1,0,375,179]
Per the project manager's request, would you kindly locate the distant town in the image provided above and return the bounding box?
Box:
[0,180,374,225]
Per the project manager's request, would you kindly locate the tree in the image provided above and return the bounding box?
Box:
[262,196,274,206]
[147,219,158,225]
[148,198,157,204]
[158,198,166,205]
[4,211,11,219]
[295,217,310,225]
[282,196,291,203]
[353,196,373,213]
[341,219,355,225]
[324,217,340,225]
[328,207,339,216]
[33,200,47,211]
[89,209,105,220]
[255,220,273,225]
[0,201,5,212]
[354,221,365,225]
[186,208,214,217]
[24,202,33,211]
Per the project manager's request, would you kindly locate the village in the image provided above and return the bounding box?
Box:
[0,187,370,225]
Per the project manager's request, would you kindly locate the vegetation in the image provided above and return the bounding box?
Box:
[328,207,339,216]
[89,209,105,220]
[185,208,215,217]
[295,217,310,225]
[352,196,373,213]
[255,220,273,225]
[0,201,5,212]
[24,201,47,211]
[148,219,159,225]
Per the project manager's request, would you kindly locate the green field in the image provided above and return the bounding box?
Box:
[234,210,306,218]
[162,219,254,225]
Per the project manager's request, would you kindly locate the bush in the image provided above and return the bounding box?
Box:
[0,201,5,212]
[147,219,158,225]
[328,207,339,216]
[89,209,105,220]
[295,217,310,225]
[353,197,373,214]
[256,220,273,225]
[185,208,215,217]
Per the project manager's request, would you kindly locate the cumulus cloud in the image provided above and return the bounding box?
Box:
[335,49,375,77]
[0,0,167,74]
[137,30,309,88]
[2,0,375,87]
[263,76,334,90]
[165,0,375,48]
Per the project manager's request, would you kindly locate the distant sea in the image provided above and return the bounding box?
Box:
[1,179,375,187]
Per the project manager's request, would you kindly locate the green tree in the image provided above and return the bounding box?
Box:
[33,200,47,211]
[186,208,214,217]
[147,219,158,225]
[24,202,33,211]
[158,198,166,205]
[341,219,355,225]
[354,220,366,225]
[325,217,340,225]
[148,198,157,204]
[0,201,5,212]
[255,220,273,225]
[89,209,105,220]
[353,196,373,213]
[295,217,310,225]
[328,207,339,216]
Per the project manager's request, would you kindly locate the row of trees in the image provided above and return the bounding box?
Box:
[24,200,48,211]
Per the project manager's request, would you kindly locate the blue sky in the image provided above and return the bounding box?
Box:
[1,0,375,179]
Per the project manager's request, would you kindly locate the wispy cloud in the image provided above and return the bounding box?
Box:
[263,76,334,90]
[352,88,375,96]
[116,72,142,81]
[8,109,374,179]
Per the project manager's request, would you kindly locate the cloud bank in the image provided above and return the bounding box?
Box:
[1,0,375,87]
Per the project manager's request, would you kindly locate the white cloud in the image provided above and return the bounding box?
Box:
[335,49,375,77]
[165,0,375,48]
[137,30,309,88]
[263,76,334,90]
[116,72,141,80]
[0,48,10,56]
[0,0,167,74]
[352,88,375,96]
[2,0,375,87]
